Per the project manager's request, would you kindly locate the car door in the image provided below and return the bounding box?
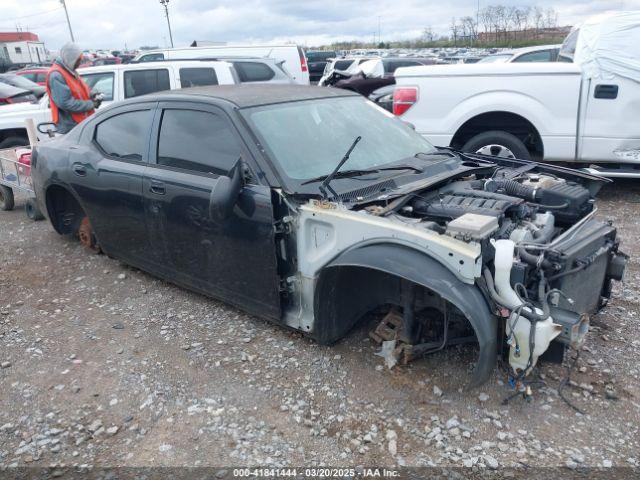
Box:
[67,103,155,262]
[143,101,281,319]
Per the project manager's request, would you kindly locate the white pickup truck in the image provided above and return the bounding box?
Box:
[394,12,640,177]
[0,58,292,148]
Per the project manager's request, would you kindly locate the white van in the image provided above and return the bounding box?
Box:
[0,59,291,146]
[133,45,310,85]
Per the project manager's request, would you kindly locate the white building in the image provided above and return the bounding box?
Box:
[0,32,48,65]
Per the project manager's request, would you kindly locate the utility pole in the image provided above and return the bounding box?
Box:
[159,0,174,48]
[378,16,381,46]
[60,0,75,42]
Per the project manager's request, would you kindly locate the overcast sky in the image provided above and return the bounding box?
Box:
[2,0,638,51]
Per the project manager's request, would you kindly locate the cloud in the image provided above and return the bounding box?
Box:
[1,0,636,51]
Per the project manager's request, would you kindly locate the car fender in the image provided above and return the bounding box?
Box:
[314,243,497,387]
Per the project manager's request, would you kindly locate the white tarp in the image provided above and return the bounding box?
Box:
[573,11,640,83]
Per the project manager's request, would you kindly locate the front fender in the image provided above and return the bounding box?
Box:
[314,243,497,387]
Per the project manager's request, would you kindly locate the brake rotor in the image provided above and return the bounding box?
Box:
[78,217,100,253]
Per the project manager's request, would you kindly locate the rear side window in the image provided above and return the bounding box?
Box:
[513,50,553,63]
[179,67,218,88]
[139,53,164,62]
[233,62,275,82]
[21,73,36,82]
[81,72,115,101]
[334,60,354,70]
[124,69,170,98]
[383,60,421,74]
[95,110,152,161]
[35,73,46,83]
[559,29,579,62]
[157,109,241,174]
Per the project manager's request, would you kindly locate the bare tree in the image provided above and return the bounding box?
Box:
[532,6,544,37]
[450,17,460,46]
[510,6,531,40]
[544,7,558,29]
[422,26,435,43]
[461,16,478,43]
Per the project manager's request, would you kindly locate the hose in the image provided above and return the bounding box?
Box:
[482,268,548,322]
[486,179,538,202]
[517,246,555,270]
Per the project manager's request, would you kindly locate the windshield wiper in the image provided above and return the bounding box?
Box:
[302,163,424,188]
[301,168,380,185]
[318,136,362,199]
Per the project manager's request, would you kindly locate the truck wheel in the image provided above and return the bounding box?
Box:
[25,198,44,221]
[0,136,29,149]
[0,185,15,211]
[462,131,531,160]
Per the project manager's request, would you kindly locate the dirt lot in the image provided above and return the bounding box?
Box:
[1,182,639,475]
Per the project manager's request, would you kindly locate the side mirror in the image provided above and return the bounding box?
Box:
[209,161,244,222]
[37,122,58,137]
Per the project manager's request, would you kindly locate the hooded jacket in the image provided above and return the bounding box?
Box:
[46,43,95,134]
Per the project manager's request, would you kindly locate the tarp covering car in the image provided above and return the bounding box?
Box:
[572,11,640,83]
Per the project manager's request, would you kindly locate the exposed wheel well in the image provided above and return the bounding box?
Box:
[313,266,476,346]
[450,111,544,160]
[45,185,85,235]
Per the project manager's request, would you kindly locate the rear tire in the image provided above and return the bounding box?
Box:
[25,198,44,221]
[0,136,29,149]
[0,185,15,211]
[461,130,531,161]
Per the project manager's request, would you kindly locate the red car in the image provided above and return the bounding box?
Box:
[0,83,37,105]
[14,68,49,86]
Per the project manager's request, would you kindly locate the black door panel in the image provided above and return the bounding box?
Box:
[144,102,281,319]
[66,104,155,261]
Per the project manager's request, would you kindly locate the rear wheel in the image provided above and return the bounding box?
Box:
[0,185,15,211]
[462,130,531,161]
[25,198,44,221]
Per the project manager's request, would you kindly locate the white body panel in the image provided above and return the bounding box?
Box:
[395,61,640,165]
[396,63,582,162]
[283,200,482,333]
[579,75,640,164]
[134,45,309,85]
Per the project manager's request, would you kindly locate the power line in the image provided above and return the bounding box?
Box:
[2,7,63,22]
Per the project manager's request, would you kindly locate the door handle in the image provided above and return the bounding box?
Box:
[72,163,87,176]
[149,180,165,195]
[594,84,618,99]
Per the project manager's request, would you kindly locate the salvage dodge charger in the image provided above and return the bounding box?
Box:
[32,85,627,386]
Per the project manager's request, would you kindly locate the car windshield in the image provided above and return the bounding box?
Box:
[243,96,438,189]
[478,54,513,63]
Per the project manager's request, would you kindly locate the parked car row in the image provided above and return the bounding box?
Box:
[0,57,294,148]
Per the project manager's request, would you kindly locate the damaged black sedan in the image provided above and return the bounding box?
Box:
[32,85,627,387]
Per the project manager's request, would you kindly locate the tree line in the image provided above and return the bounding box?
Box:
[431,4,561,46]
[314,4,565,50]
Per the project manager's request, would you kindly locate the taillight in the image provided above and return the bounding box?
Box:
[298,47,308,73]
[393,86,418,116]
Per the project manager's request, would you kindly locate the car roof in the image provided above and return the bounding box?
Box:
[78,60,230,74]
[148,84,358,108]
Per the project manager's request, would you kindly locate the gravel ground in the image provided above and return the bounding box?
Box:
[1,183,639,475]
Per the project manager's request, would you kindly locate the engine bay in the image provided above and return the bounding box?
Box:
[356,165,626,379]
